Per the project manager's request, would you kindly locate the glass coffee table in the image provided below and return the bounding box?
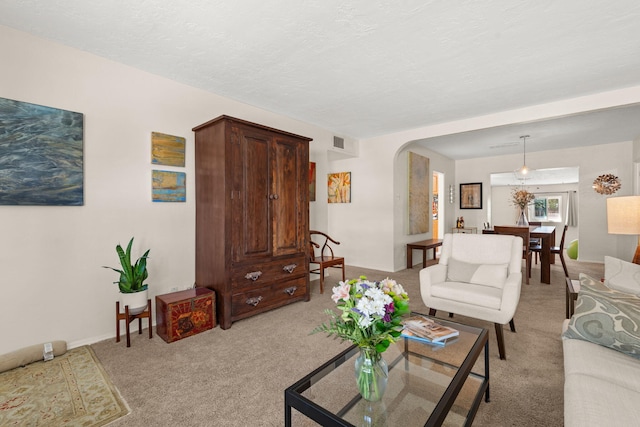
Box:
[285,313,489,426]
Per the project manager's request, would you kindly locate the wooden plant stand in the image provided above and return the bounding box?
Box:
[116,299,152,347]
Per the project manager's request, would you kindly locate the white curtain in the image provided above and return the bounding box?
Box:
[567,191,578,226]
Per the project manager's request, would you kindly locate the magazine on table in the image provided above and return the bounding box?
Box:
[401,315,459,345]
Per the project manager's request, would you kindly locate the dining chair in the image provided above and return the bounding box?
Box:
[532,224,569,278]
[494,226,537,285]
[528,221,542,264]
[309,230,346,294]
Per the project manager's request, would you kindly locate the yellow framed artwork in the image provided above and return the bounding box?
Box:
[328,172,351,203]
[151,132,185,167]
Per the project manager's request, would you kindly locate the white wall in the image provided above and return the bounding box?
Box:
[490,184,578,226]
[456,141,634,262]
[0,25,336,355]
[340,92,640,275]
[3,23,640,354]
[394,145,455,270]
[321,141,456,273]
[491,183,579,248]
[324,140,397,271]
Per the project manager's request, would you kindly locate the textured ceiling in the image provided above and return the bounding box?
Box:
[2,0,640,160]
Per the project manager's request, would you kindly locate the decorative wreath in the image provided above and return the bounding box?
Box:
[592,174,621,195]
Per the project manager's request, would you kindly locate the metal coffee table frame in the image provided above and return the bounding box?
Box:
[285,313,489,427]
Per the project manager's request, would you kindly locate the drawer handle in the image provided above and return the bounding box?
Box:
[284,286,297,296]
[245,271,263,281]
[246,296,263,306]
[282,263,297,274]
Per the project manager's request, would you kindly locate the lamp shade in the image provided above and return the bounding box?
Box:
[607,196,640,235]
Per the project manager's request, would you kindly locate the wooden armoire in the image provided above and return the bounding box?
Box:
[193,115,311,329]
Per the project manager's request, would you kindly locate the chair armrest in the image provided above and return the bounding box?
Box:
[419,264,448,296]
[498,271,523,323]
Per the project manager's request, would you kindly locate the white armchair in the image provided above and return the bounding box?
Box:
[420,233,524,359]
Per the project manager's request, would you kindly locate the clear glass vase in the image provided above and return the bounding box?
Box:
[517,208,529,226]
[354,347,388,402]
[360,400,387,426]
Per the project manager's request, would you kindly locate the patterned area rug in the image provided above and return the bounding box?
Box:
[0,345,129,426]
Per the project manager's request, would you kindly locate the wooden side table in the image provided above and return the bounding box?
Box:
[116,299,152,347]
[406,239,443,269]
[452,227,477,234]
[565,277,579,319]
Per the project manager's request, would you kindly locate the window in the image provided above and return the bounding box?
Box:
[529,195,563,223]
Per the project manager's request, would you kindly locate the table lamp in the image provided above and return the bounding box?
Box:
[607,196,640,264]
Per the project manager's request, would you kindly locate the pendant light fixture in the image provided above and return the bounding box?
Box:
[514,135,532,182]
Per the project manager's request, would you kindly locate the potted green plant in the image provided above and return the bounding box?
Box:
[103,237,150,315]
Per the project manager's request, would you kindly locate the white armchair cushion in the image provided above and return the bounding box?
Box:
[431,281,503,309]
[604,256,640,296]
[446,258,508,289]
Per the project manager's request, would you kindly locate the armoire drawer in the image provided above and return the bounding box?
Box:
[231,276,307,318]
[230,255,306,290]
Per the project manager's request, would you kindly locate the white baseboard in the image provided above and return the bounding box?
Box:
[68,320,157,350]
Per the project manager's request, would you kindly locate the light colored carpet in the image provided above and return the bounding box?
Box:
[0,345,129,426]
[91,257,603,426]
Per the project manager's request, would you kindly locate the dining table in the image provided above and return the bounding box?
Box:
[482,225,556,284]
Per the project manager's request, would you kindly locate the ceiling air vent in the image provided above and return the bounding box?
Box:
[333,136,344,149]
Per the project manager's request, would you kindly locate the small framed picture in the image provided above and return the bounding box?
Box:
[460,183,482,209]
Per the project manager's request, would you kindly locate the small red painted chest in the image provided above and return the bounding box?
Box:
[156,288,216,343]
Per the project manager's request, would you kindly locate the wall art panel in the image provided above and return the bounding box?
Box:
[0,97,84,205]
[328,172,351,203]
[151,131,185,167]
[309,162,316,202]
[408,152,430,234]
[152,170,186,202]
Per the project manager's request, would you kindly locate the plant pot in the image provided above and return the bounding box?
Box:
[120,289,149,315]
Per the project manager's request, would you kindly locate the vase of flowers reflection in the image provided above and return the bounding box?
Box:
[312,276,410,401]
[511,188,535,226]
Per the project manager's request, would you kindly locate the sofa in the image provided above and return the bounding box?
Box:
[562,256,640,426]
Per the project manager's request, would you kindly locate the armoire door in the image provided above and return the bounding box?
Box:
[231,126,272,262]
[271,135,308,257]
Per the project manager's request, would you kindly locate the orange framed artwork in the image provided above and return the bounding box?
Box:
[327,172,351,203]
[309,162,316,202]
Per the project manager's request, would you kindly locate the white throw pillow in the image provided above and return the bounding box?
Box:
[446,258,508,289]
[604,256,640,296]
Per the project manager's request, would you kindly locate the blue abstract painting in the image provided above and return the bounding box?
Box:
[152,170,186,202]
[0,97,84,205]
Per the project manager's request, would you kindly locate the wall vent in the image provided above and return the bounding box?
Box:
[333,136,344,149]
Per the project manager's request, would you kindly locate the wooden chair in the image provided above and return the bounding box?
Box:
[309,230,345,294]
[532,224,569,277]
[528,221,542,263]
[494,226,538,285]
